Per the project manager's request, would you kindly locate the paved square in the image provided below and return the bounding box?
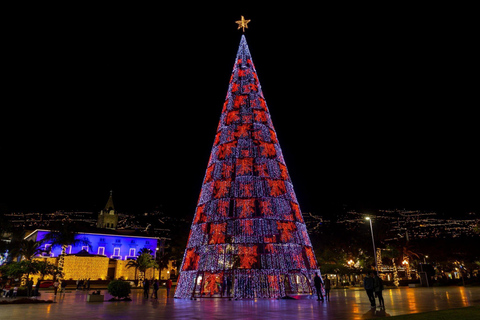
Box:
[1,286,479,319]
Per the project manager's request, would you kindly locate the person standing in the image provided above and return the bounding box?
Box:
[26,278,33,297]
[143,279,150,298]
[12,285,18,298]
[226,275,232,300]
[166,278,172,298]
[34,278,41,297]
[364,272,376,308]
[153,280,159,299]
[313,272,324,301]
[373,271,384,308]
[323,276,331,301]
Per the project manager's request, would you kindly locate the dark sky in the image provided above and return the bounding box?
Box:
[1,5,477,218]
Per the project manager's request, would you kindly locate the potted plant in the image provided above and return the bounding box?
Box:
[107,280,131,301]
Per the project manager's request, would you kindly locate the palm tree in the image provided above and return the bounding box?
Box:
[19,240,43,261]
[125,259,140,284]
[156,253,171,275]
[127,249,158,283]
[41,221,90,278]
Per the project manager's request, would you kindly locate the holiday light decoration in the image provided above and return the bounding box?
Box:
[63,255,110,280]
[175,35,322,299]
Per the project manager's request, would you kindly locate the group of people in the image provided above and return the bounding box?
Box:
[1,283,18,298]
[1,278,39,298]
[313,273,331,301]
[142,278,172,299]
[364,271,384,308]
[314,271,385,309]
[75,278,90,291]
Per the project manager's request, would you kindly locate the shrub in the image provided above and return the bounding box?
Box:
[107,280,131,300]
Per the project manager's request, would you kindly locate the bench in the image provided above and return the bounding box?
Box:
[87,294,104,302]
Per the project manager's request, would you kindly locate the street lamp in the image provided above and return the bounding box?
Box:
[365,217,378,272]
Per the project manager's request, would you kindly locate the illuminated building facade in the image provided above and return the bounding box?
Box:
[22,193,165,280]
[25,229,160,260]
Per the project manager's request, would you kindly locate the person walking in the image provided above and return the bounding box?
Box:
[53,279,59,297]
[166,278,172,298]
[313,272,324,301]
[60,279,67,297]
[323,276,331,301]
[373,271,384,308]
[364,272,376,308]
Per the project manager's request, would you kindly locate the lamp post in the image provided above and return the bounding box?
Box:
[365,217,378,272]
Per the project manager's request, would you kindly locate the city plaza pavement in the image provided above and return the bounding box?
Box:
[1,286,479,320]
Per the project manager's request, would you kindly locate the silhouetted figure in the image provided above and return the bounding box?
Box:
[364,272,376,308]
[153,280,159,299]
[26,278,33,297]
[226,276,232,300]
[314,273,324,301]
[166,279,172,298]
[323,276,331,301]
[373,271,384,308]
[34,278,41,297]
[143,279,150,298]
[61,280,67,296]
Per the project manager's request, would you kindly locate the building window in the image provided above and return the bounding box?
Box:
[98,247,105,255]
[129,248,135,257]
[113,247,120,256]
[82,246,89,252]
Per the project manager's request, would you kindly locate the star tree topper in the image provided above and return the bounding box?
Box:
[236,16,251,32]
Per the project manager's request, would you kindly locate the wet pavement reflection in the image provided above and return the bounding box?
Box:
[1,286,479,319]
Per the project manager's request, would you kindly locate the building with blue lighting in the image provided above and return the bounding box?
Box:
[24,192,163,261]
[25,229,161,260]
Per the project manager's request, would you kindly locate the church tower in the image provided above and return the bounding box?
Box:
[97,190,118,230]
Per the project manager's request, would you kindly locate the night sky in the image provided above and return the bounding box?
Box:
[1,5,477,219]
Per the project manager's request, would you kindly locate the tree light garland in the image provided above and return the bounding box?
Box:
[175,35,322,299]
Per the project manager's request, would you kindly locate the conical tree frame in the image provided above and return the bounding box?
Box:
[175,35,322,299]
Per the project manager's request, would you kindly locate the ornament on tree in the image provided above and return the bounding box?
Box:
[175,26,322,299]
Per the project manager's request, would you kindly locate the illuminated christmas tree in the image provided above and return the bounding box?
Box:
[175,33,322,299]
